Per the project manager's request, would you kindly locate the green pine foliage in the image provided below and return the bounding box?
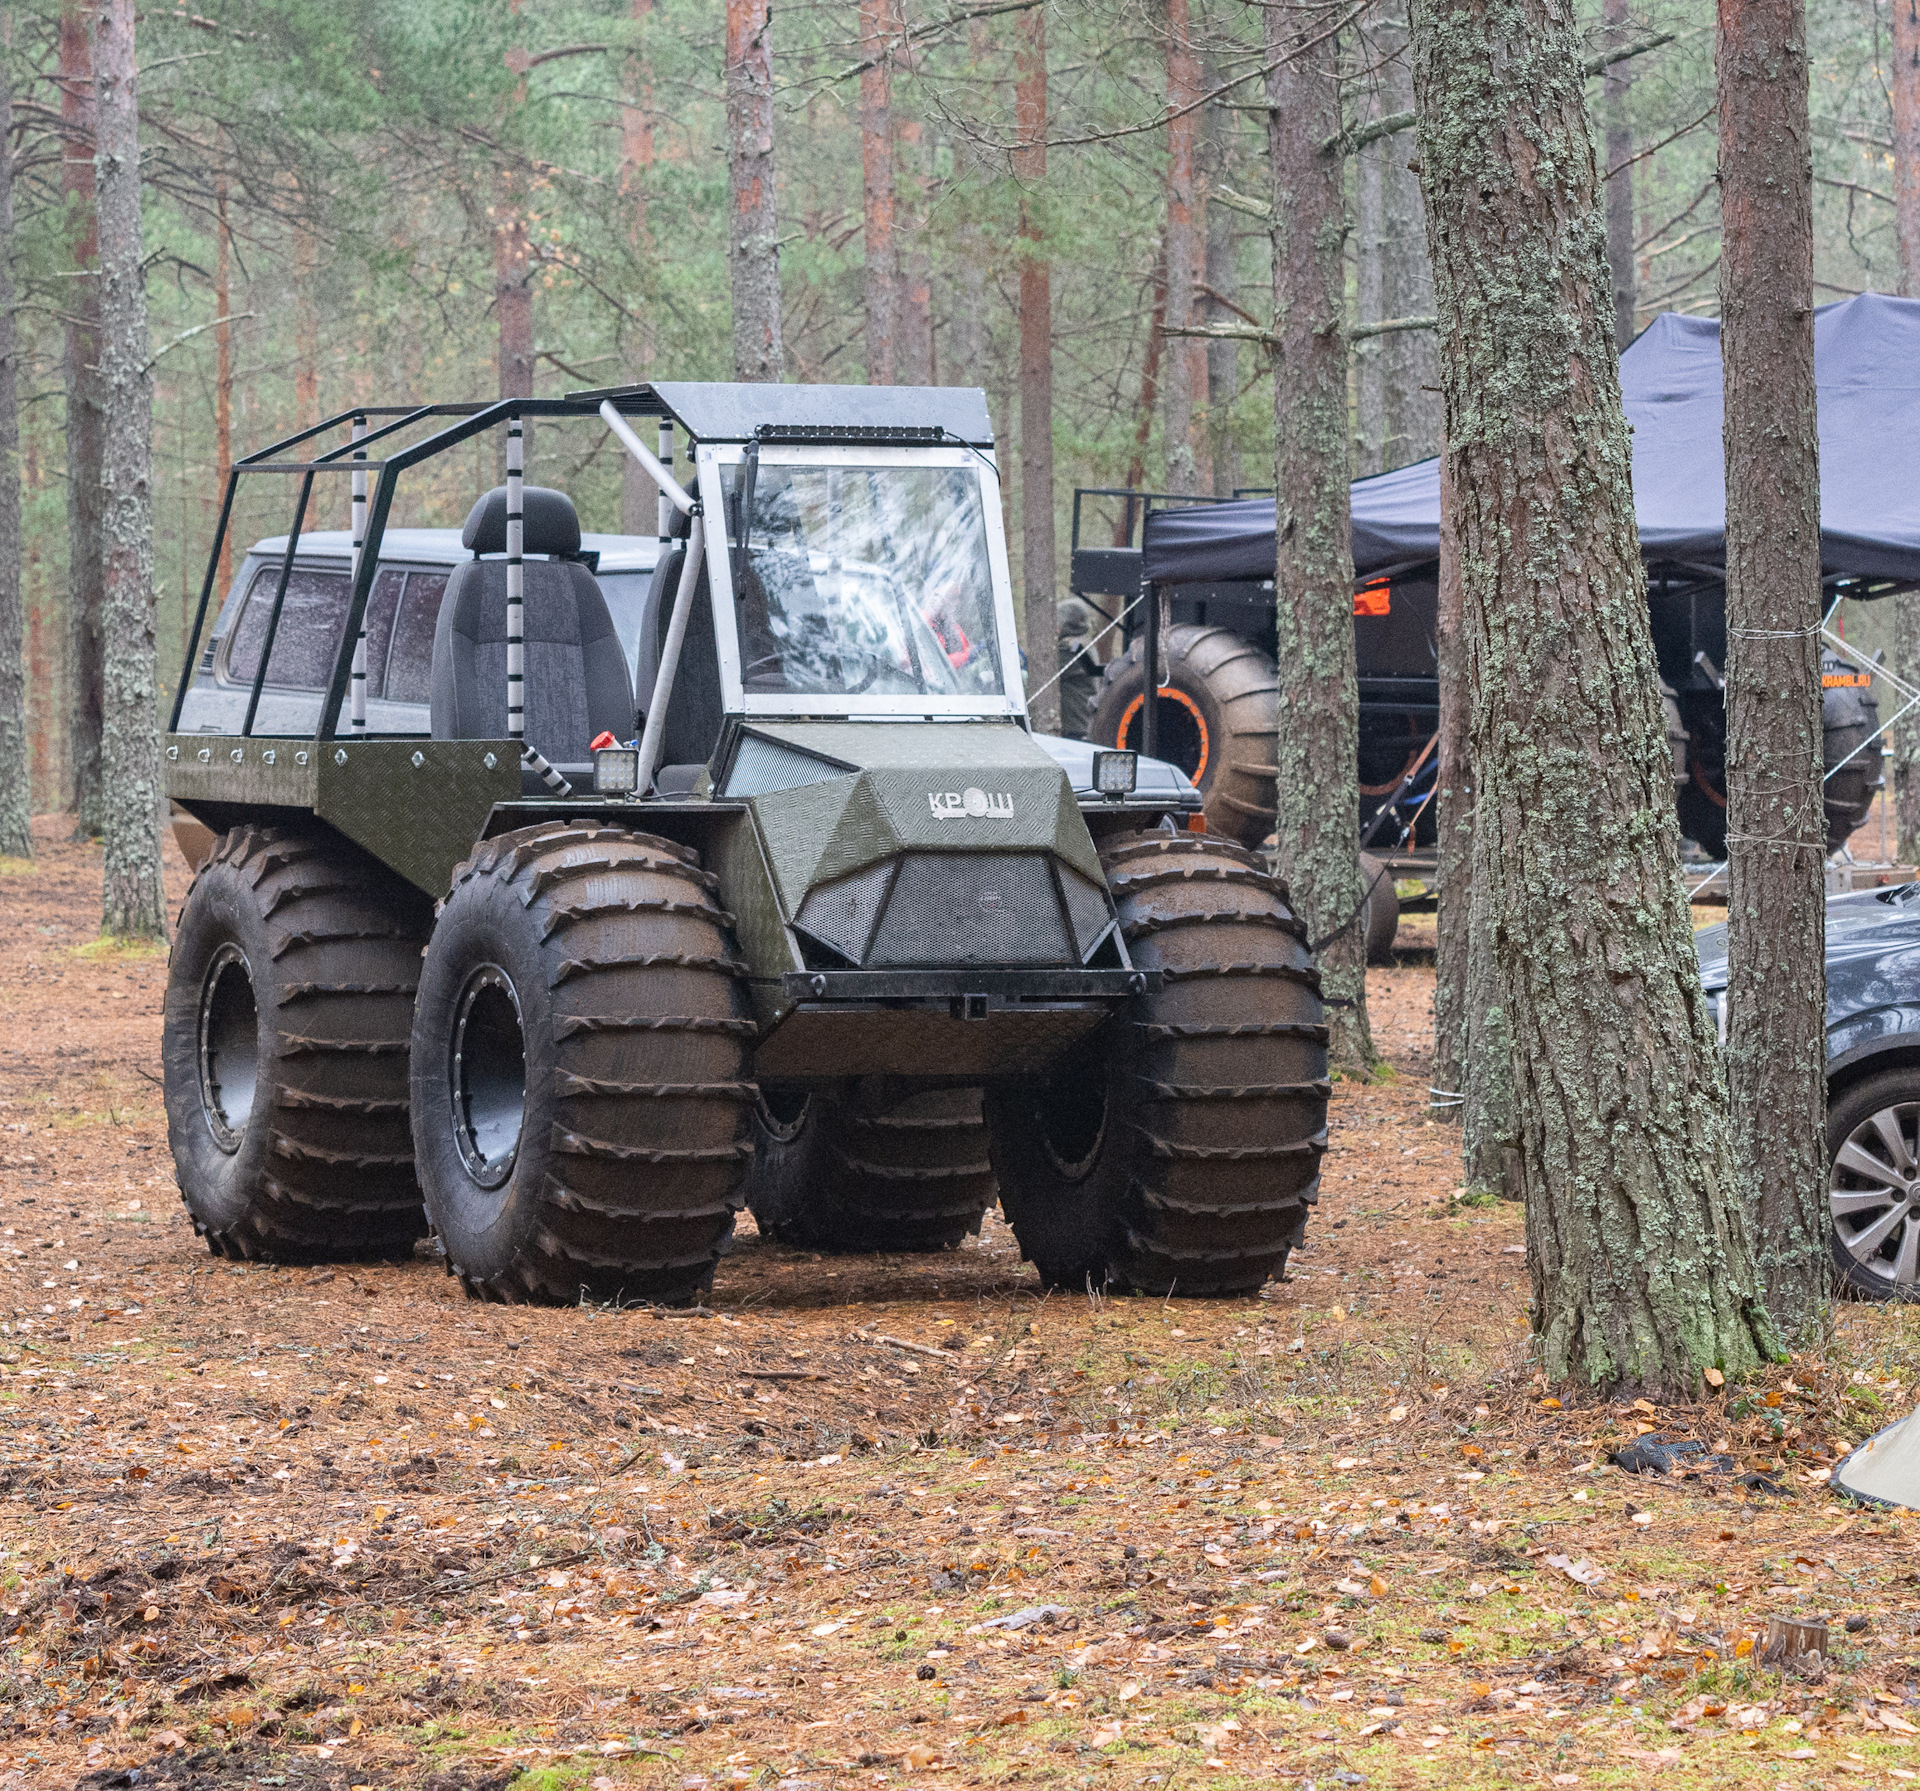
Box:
[0,0,1908,801]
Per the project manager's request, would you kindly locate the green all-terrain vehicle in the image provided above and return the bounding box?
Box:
[160,383,1328,1305]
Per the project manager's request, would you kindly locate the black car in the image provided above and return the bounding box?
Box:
[1696,888,1920,1302]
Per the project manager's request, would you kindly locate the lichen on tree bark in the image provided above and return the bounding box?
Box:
[1409,0,1771,1392]
[93,0,165,941]
[62,0,104,839]
[0,48,30,863]
[1718,0,1829,1340]
[1266,1,1373,1072]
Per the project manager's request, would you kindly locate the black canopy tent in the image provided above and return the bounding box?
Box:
[1139,291,1920,589]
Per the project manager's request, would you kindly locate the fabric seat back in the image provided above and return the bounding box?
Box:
[429,485,634,764]
[635,545,725,770]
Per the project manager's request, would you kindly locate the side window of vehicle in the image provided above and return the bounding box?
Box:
[359,568,409,694]
[224,566,351,690]
[597,570,649,690]
[383,572,446,705]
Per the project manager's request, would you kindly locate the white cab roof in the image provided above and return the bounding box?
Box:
[244,527,662,572]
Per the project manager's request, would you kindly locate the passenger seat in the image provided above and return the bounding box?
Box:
[429,485,634,787]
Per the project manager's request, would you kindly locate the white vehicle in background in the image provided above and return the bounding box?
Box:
[170,524,1198,864]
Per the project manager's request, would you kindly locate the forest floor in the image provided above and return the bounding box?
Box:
[3,818,1920,1791]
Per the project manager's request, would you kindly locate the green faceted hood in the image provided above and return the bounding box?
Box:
[720,721,1114,969]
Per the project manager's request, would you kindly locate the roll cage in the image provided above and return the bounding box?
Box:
[168,385,1020,781]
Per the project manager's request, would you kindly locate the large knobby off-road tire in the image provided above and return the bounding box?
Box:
[410,822,755,1306]
[746,1084,996,1252]
[162,824,432,1262]
[1679,665,1884,860]
[1357,851,1400,966]
[1089,626,1278,848]
[985,832,1328,1295]
[1822,661,1885,851]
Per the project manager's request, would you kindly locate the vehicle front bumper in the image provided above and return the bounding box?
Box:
[750,967,1157,1083]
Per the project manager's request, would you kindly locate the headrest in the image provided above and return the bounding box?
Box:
[461,485,582,558]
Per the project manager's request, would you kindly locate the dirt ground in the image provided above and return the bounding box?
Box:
[4,819,1920,1791]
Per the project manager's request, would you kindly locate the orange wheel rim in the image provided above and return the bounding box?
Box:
[1117,687,1211,784]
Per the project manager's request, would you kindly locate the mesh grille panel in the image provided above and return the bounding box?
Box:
[724,733,848,797]
[867,853,1074,967]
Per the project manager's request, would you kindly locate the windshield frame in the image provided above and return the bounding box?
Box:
[694,441,1027,720]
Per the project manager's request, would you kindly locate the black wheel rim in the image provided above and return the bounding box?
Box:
[1032,1072,1108,1182]
[756,1085,811,1142]
[197,942,258,1154]
[1831,1101,1920,1291]
[450,964,526,1190]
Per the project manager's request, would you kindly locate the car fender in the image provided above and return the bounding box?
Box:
[1827,1005,1920,1085]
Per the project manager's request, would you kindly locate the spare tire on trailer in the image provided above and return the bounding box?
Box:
[1088,626,1277,847]
[1358,852,1400,965]
[1679,663,1884,860]
[746,1084,996,1252]
[1822,656,1884,852]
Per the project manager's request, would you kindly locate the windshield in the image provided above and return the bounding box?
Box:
[723,461,1005,700]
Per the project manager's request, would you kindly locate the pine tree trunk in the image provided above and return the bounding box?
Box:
[896,117,934,385]
[1121,246,1168,501]
[1266,3,1373,1073]
[293,187,319,427]
[1354,101,1387,481]
[26,437,54,808]
[93,0,164,940]
[1200,85,1240,495]
[494,164,534,471]
[1897,594,1920,863]
[1433,444,1468,1115]
[726,0,783,383]
[949,22,993,388]
[861,0,896,384]
[214,173,232,595]
[1015,5,1057,732]
[620,0,659,532]
[1161,0,1207,495]
[1440,440,1519,1187]
[1353,9,1439,476]
[1719,0,1829,1340]
[1603,0,1636,349]
[1893,0,1920,296]
[1890,0,1920,860]
[1462,818,1521,1195]
[62,0,104,837]
[1410,0,1771,1394]
[0,46,29,861]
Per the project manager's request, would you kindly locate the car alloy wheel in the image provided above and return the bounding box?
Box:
[1830,1098,1920,1290]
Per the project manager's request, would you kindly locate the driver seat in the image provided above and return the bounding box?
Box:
[429,485,634,781]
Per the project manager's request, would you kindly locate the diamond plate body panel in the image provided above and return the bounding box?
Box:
[742,720,1104,912]
[165,734,522,895]
[794,859,896,963]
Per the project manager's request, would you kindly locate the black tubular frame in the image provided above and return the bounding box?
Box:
[237,469,314,737]
[168,394,668,742]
